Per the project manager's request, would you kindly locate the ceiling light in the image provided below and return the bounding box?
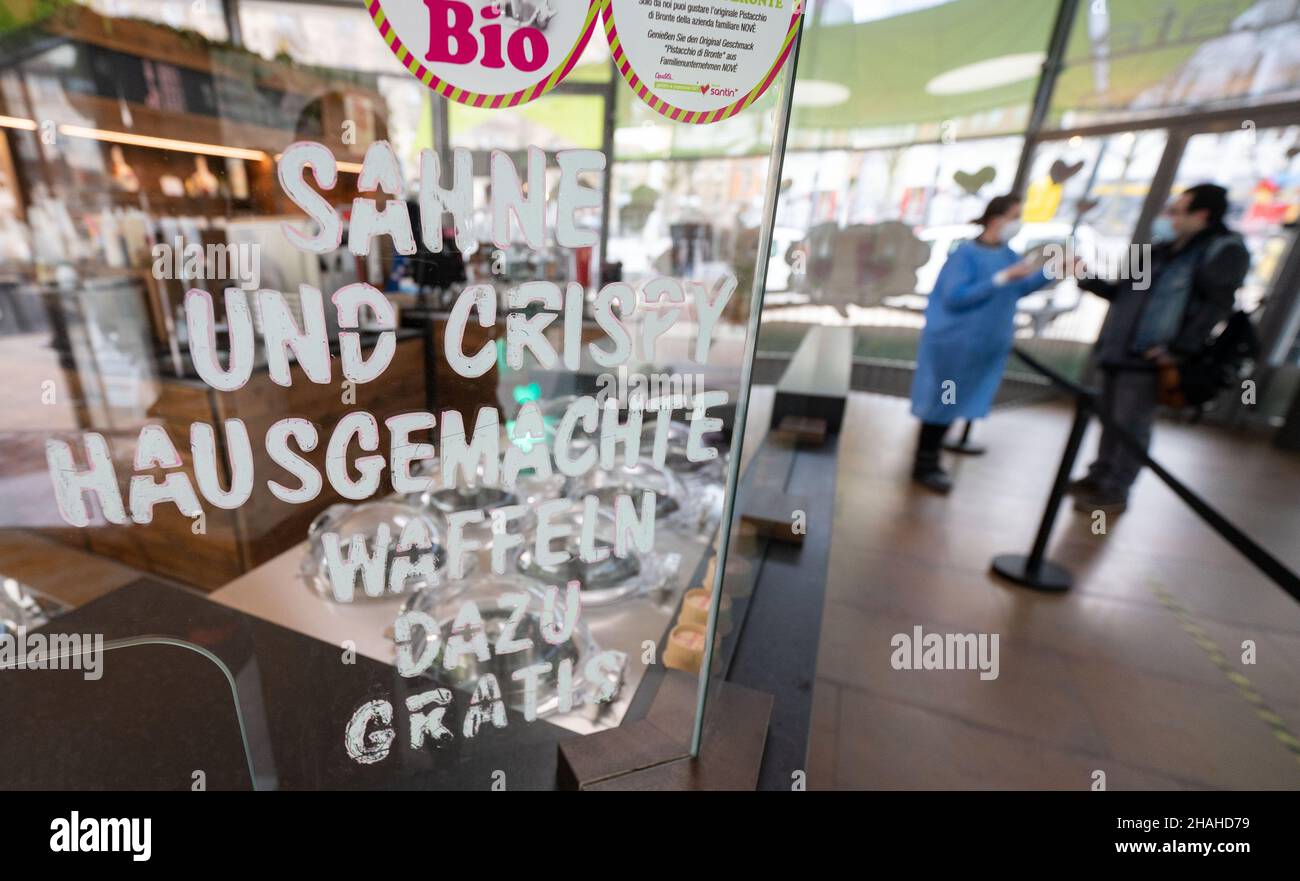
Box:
[925,52,1045,96]
[274,153,363,173]
[793,80,851,108]
[0,115,38,131]
[57,124,269,161]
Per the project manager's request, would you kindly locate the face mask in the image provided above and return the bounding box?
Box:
[1151,216,1176,241]
[999,220,1022,243]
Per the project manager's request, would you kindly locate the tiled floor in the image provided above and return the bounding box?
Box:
[808,392,1300,790]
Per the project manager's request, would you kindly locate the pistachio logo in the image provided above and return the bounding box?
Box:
[366,0,600,106]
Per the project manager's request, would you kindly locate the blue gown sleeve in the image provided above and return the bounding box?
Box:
[1007,266,1053,299]
[934,246,1055,311]
[934,246,1003,312]
[941,246,1040,311]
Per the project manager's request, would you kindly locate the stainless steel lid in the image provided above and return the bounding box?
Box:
[400,456,553,550]
[565,458,688,524]
[514,504,674,605]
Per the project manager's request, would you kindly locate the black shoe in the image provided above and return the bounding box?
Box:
[912,448,952,494]
[1072,491,1127,515]
[1065,475,1102,497]
[912,466,953,494]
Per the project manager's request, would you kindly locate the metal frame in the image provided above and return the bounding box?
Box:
[221,0,244,47]
[689,18,805,760]
[1012,0,1080,195]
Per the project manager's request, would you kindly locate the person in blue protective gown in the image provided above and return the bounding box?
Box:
[909,194,1060,493]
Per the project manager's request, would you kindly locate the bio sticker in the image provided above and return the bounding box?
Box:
[366,0,600,107]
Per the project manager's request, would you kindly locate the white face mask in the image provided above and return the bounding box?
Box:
[999,220,1023,243]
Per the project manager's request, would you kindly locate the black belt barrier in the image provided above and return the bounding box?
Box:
[991,347,1300,604]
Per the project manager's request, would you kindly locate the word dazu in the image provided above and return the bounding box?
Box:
[345,582,622,764]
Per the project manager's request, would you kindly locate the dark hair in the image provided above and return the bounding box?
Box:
[1182,183,1230,227]
[972,194,1021,226]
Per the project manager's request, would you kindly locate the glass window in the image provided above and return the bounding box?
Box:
[760,135,1024,325]
[1016,129,1168,347]
[1169,124,1300,313]
[238,0,404,75]
[78,0,229,42]
[1049,0,1300,129]
[787,0,1055,150]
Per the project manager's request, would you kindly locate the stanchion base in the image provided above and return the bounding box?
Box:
[943,440,987,455]
[990,554,1073,592]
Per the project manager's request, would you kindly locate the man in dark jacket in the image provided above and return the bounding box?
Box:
[1069,183,1249,514]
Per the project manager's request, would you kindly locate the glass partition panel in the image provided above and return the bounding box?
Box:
[0,0,802,788]
[0,638,256,790]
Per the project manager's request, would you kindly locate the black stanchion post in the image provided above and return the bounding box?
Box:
[991,395,1092,591]
[1004,346,1300,604]
[944,419,987,455]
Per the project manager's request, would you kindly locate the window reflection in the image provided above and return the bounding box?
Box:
[79,0,228,42]
[1052,0,1300,128]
